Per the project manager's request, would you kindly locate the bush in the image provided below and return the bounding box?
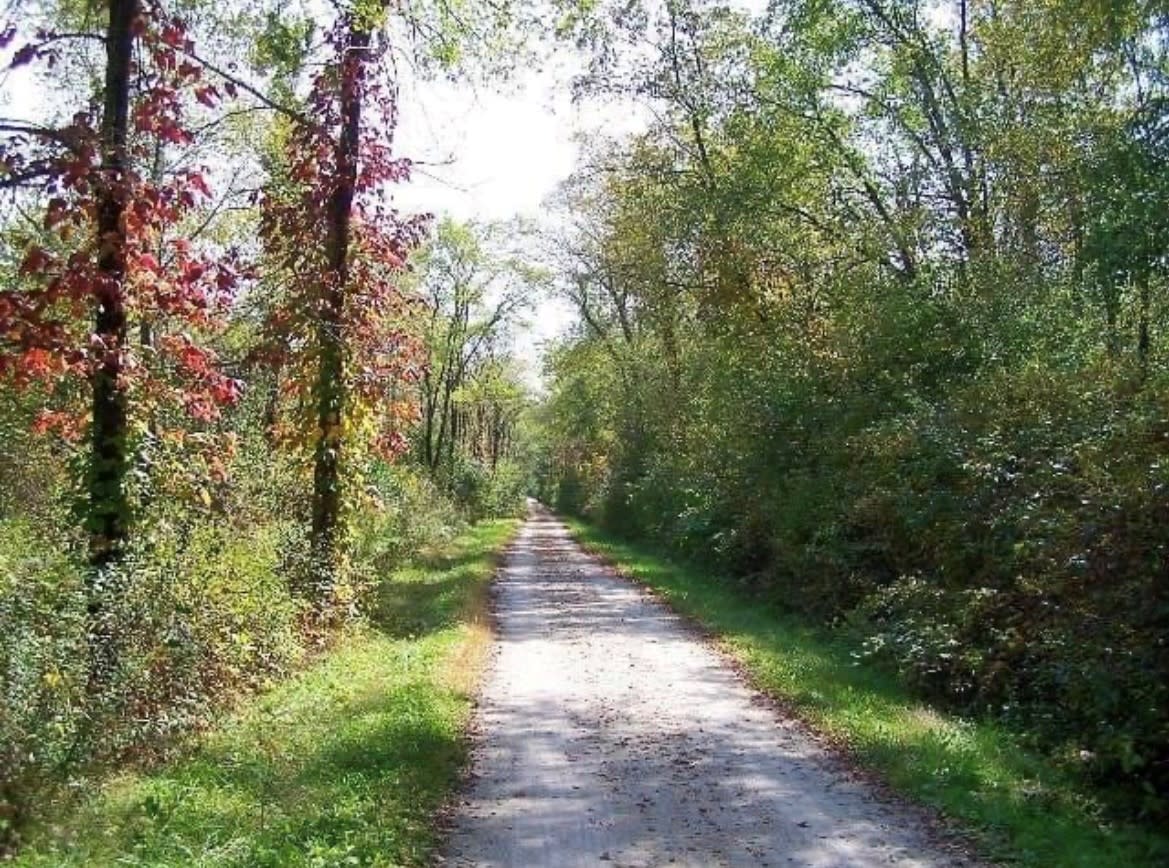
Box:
[0,514,306,850]
[353,462,464,578]
[440,456,528,521]
[538,284,1169,820]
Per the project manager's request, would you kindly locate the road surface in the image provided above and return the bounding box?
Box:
[443,506,980,867]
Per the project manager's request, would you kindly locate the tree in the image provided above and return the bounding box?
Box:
[260,3,426,605]
[536,0,1169,816]
[0,3,245,659]
[414,219,530,476]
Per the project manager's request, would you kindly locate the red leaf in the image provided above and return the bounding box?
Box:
[153,47,176,71]
[44,197,68,229]
[32,408,82,439]
[158,121,192,145]
[194,85,218,108]
[21,346,55,377]
[215,266,237,292]
[186,396,217,422]
[135,252,161,274]
[160,24,184,48]
[19,246,52,276]
[187,171,211,198]
[210,377,242,405]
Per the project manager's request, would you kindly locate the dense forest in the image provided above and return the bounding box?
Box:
[535,0,1169,825]
[2,0,1168,859]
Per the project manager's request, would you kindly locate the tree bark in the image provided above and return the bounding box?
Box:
[1138,273,1151,378]
[311,21,371,600]
[88,0,136,566]
[85,0,136,689]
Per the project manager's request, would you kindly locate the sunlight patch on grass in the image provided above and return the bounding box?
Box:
[566,518,1169,868]
[15,519,518,868]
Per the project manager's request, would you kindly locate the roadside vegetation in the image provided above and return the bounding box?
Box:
[567,519,1169,868]
[533,0,1169,840]
[0,2,533,848]
[12,519,517,867]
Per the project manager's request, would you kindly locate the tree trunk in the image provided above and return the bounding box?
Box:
[448,404,459,466]
[311,22,370,601]
[86,0,136,687]
[1105,289,1120,358]
[433,380,453,472]
[1138,273,1151,378]
[89,0,136,568]
[422,390,436,468]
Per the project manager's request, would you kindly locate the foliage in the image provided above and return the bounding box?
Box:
[0,0,536,856]
[536,0,1169,825]
[257,9,427,604]
[0,510,304,845]
[410,219,537,519]
[0,1,247,569]
[352,461,464,576]
[10,519,518,867]
[0,400,502,850]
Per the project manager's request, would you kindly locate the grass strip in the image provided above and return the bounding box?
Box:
[16,518,519,868]
[566,517,1169,868]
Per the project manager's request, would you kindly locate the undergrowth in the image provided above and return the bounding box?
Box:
[12,518,518,867]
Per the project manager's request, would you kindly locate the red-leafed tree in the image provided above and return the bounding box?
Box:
[259,5,426,606]
[0,3,242,584]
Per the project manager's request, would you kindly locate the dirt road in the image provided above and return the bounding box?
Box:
[443,507,978,867]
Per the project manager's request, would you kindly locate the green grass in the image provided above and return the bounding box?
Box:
[566,518,1169,868]
[15,518,519,868]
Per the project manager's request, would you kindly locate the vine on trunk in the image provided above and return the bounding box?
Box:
[0,2,243,577]
[259,11,427,610]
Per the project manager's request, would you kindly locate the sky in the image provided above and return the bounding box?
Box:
[393,65,619,389]
[396,71,579,222]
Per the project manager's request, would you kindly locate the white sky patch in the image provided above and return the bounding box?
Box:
[394,61,644,389]
[395,70,579,222]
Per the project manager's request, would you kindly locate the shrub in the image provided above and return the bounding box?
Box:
[0,514,306,851]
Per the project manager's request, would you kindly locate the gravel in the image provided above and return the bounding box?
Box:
[442,507,982,868]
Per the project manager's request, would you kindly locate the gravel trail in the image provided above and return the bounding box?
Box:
[442,506,979,868]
